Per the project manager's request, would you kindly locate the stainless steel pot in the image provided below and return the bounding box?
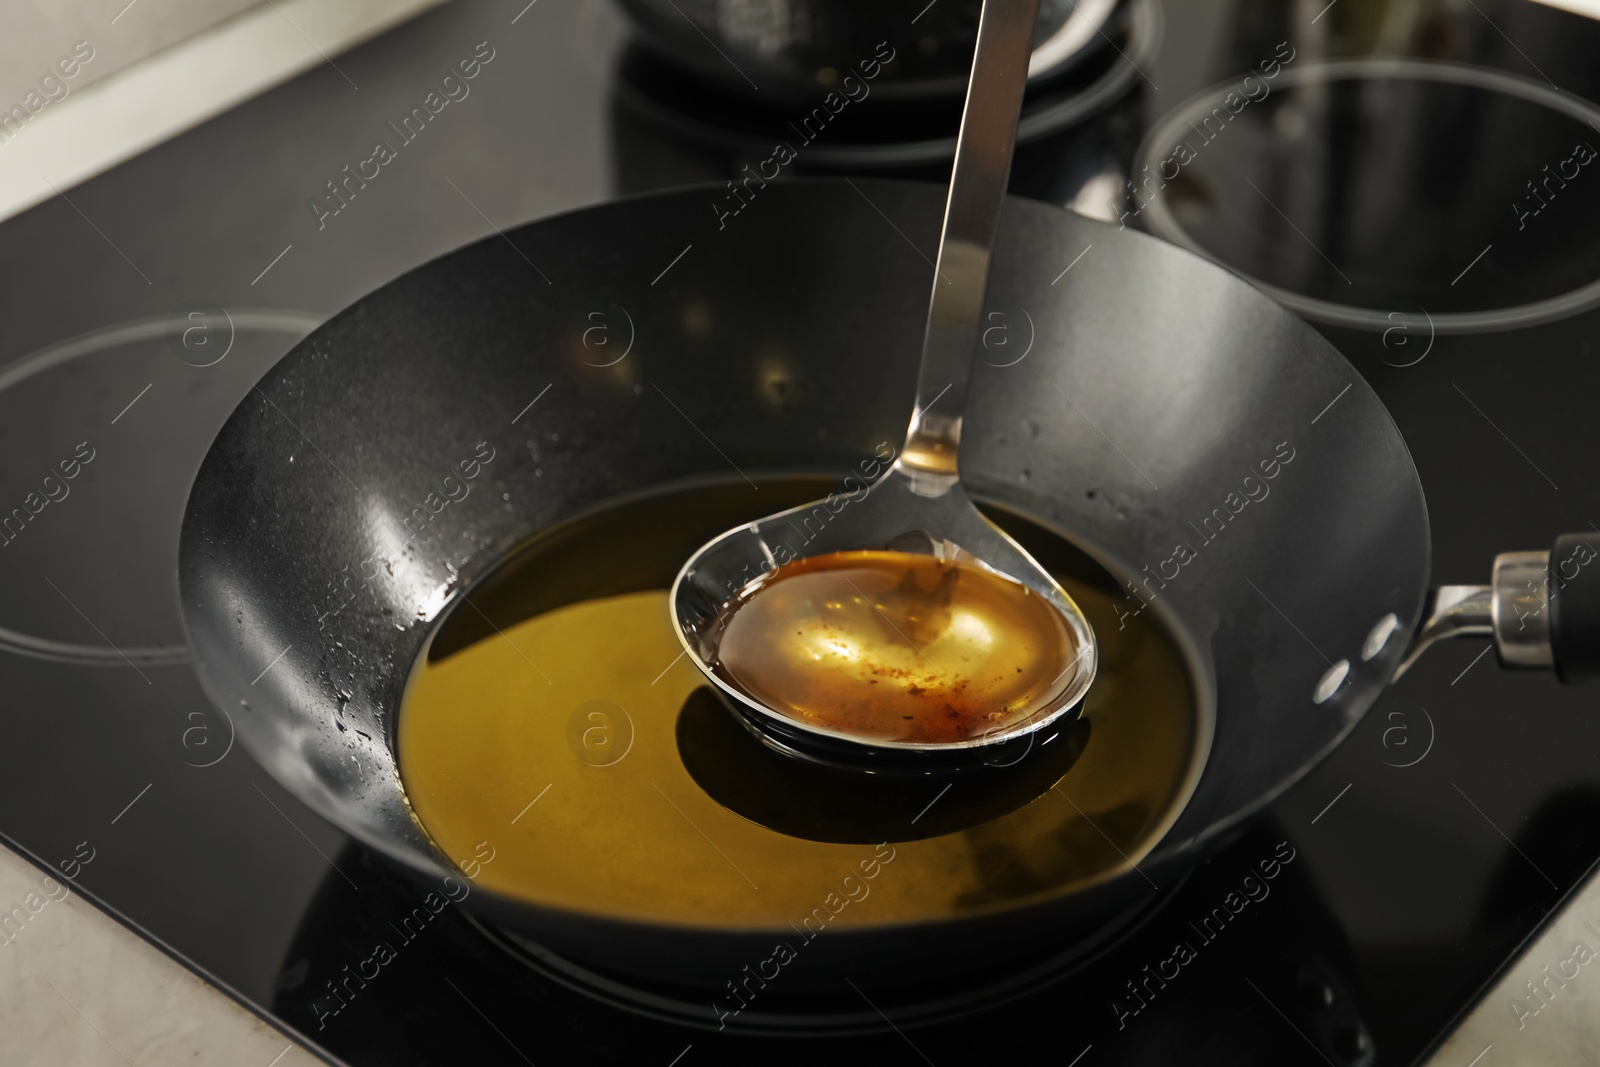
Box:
[612,0,1122,101]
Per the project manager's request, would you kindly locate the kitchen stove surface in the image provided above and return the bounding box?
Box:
[2,1,1599,1065]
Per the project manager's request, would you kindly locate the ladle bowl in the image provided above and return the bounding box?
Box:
[670,474,1098,772]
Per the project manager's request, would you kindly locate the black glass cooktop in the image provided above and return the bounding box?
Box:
[4,1,1600,1064]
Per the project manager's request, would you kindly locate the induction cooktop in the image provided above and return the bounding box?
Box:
[3,1,1600,1064]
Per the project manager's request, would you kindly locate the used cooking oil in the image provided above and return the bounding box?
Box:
[710,550,1081,744]
[399,479,1202,930]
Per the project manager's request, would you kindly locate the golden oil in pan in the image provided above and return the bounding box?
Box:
[398,479,1202,930]
[709,549,1083,744]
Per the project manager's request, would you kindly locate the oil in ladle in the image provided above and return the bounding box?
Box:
[710,550,1083,744]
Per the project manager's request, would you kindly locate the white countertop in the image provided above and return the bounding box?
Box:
[0,841,319,1066]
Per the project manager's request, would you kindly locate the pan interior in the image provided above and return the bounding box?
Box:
[397,476,1202,931]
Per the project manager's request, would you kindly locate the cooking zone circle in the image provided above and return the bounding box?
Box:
[1133,58,1600,333]
[0,309,320,665]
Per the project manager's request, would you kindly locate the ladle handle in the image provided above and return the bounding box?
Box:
[898,0,1042,481]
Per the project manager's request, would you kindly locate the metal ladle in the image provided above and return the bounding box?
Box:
[669,0,1096,771]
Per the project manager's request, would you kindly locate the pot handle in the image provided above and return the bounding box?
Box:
[1395,533,1600,683]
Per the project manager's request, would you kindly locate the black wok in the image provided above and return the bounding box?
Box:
[177,180,1594,994]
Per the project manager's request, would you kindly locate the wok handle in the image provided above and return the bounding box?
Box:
[1396,533,1600,683]
[1549,533,1600,683]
